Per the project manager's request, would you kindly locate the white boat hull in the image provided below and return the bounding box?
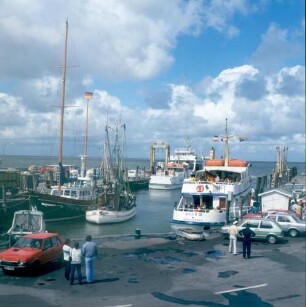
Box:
[172,208,226,227]
[86,207,136,224]
[149,174,185,190]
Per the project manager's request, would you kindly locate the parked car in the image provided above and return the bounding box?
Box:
[263,212,306,237]
[0,232,64,274]
[243,209,290,219]
[221,218,284,244]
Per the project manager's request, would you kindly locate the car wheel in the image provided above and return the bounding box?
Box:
[288,229,298,237]
[267,235,277,244]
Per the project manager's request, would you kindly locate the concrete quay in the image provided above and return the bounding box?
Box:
[0,231,305,307]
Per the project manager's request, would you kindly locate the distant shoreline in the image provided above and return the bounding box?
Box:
[1,154,304,163]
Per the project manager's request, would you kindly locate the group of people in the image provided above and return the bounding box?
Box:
[62,235,98,285]
[228,220,255,259]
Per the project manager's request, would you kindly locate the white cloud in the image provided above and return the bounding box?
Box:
[252,23,303,72]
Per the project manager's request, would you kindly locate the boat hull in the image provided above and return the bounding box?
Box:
[172,208,226,227]
[149,183,183,190]
[128,178,149,192]
[29,192,95,222]
[86,207,136,224]
[149,174,185,190]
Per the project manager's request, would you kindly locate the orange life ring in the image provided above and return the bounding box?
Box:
[196,185,204,192]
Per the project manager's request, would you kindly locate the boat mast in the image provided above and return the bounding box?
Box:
[224,118,229,167]
[81,92,93,177]
[58,20,68,189]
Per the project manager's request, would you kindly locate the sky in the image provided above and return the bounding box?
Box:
[0,0,305,163]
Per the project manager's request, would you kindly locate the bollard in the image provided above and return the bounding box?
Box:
[135,228,141,239]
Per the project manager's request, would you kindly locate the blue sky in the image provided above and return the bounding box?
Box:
[0,0,305,163]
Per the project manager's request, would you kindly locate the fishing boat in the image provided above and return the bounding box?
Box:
[86,123,136,224]
[125,168,150,192]
[30,21,97,222]
[172,119,252,228]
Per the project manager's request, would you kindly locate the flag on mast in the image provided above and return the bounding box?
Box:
[84,92,93,99]
[213,135,219,142]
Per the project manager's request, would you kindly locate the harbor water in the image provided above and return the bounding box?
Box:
[1,155,304,240]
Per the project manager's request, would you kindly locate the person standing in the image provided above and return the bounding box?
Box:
[82,235,98,283]
[302,203,306,221]
[70,241,83,285]
[239,223,255,259]
[62,238,72,280]
[295,201,302,219]
[228,220,238,255]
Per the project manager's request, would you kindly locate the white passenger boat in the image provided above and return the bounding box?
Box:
[172,119,252,227]
[169,138,203,172]
[149,162,189,190]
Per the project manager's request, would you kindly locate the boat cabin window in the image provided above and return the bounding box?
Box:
[64,190,70,196]
[219,197,226,209]
[71,191,77,198]
[193,195,213,209]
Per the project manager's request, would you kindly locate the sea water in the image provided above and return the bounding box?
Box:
[1,155,304,240]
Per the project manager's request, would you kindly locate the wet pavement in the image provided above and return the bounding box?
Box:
[0,232,305,307]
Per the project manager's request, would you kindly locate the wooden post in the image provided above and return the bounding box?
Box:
[2,184,6,213]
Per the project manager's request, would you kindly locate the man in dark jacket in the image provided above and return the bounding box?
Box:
[239,223,255,259]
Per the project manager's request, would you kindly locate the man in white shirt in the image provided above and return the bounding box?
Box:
[228,221,238,255]
[62,238,72,280]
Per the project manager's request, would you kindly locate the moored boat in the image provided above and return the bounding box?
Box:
[30,21,98,222]
[149,162,189,190]
[86,123,136,224]
[169,138,203,172]
[126,168,150,192]
[172,119,252,227]
[6,209,46,245]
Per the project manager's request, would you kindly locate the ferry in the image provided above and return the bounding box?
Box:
[172,119,252,227]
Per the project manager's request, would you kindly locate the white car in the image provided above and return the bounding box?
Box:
[263,212,306,237]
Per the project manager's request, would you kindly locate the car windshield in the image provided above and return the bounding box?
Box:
[13,237,42,249]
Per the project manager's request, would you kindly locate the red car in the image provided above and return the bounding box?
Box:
[0,232,64,274]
